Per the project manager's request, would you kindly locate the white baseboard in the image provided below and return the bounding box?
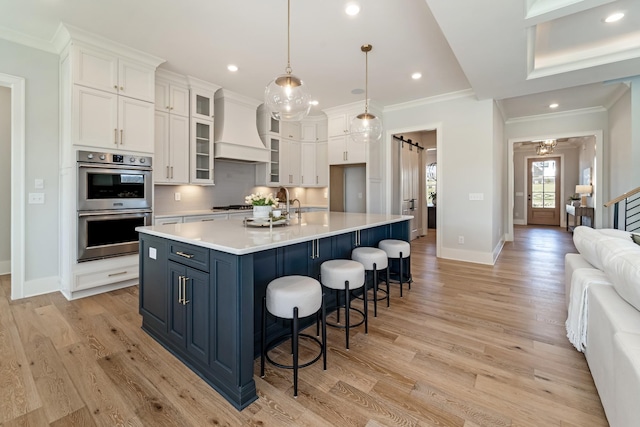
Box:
[0,260,9,275]
[492,238,505,264]
[513,219,526,225]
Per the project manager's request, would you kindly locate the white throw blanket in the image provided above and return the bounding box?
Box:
[566,269,612,351]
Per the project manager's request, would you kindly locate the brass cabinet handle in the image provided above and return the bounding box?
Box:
[120,86,124,91]
[113,85,118,90]
[166,166,169,179]
[176,251,194,259]
[120,129,123,145]
[170,166,173,179]
[108,271,127,277]
[114,129,118,145]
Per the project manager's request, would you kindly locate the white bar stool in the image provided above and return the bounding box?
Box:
[351,247,389,317]
[260,275,326,397]
[320,259,366,350]
[378,239,412,297]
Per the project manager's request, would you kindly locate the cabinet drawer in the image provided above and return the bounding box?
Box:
[74,262,138,291]
[168,241,209,272]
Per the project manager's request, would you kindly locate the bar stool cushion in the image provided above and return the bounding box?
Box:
[266,276,322,319]
[379,239,411,259]
[320,260,365,290]
[352,247,388,270]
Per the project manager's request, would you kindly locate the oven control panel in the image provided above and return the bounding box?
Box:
[77,150,152,168]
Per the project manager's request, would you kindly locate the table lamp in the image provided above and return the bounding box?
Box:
[575,185,593,206]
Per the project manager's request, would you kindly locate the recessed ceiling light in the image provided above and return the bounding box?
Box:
[345,3,360,16]
[411,72,422,80]
[309,100,319,106]
[605,12,625,23]
[227,64,238,72]
[549,103,559,109]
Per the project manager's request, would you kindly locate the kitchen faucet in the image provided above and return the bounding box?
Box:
[291,198,302,219]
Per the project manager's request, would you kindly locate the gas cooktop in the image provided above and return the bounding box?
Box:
[212,205,253,211]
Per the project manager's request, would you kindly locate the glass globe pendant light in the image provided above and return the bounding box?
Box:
[264,0,311,122]
[350,44,382,142]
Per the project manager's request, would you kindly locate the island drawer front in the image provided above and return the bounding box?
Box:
[168,241,210,272]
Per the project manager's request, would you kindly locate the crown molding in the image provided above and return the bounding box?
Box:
[505,105,606,124]
[0,24,58,53]
[383,89,476,113]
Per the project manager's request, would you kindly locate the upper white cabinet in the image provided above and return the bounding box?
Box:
[281,121,301,140]
[188,76,217,122]
[187,77,220,185]
[301,141,328,186]
[327,112,359,138]
[154,71,190,184]
[72,45,156,103]
[155,70,190,117]
[324,106,377,165]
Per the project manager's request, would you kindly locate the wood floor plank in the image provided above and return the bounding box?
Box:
[0,226,610,426]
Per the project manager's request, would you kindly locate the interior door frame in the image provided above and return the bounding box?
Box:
[1,72,26,300]
[508,130,603,241]
[526,155,562,226]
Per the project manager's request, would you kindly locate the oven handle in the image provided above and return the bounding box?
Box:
[78,209,152,217]
[77,162,152,172]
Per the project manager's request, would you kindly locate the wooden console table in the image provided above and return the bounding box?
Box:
[566,204,594,232]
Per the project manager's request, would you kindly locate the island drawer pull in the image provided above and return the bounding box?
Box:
[176,251,195,259]
[108,270,128,277]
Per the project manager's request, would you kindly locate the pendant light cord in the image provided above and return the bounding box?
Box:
[364,49,369,114]
[286,0,292,74]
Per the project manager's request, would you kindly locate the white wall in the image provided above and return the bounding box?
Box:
[607,89,632,227]
[0,86,10,274]
[0,39,59,293]
[492,101,505,259]
[385,93,498,263]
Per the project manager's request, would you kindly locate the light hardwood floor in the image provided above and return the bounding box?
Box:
[0,226,608,426]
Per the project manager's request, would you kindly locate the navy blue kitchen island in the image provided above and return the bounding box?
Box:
[136,211,411,410]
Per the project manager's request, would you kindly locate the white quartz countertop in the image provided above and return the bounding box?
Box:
[137,211,411,255]
[154,205,329,219]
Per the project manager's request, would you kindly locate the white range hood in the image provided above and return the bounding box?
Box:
[214,89,270,163]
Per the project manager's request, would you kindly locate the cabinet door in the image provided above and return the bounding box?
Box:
[346,137,366,164]
[328,115,347,138]
[191,119,214,184]
[155,80,170,112]
[279,139,291,185]
[118,96,155,153]
[287,140,301,186]
[281,121,301,140]
[168,114,190,183]
[169,85,190,117]
[168,261,187,347]
[301,123,317,142]
[282,242,311,276]
[139,236,168,333]
[316,142,328,186]
[301,143,317,186]
[72,45,118,94]
[185,267,210,364]
[154,111,171,183]
[191,90,214,121]
[72,85,118,148]
[118,58,156,102]
[328,136,346,165]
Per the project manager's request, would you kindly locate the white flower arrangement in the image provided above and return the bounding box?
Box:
[244,192,279,207]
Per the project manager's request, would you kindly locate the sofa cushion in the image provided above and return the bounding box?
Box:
[573,226,605,270]
[564,254,596,307]
[597,238,640,311]
[598,228,635,240]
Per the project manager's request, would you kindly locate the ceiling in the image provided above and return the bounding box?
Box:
[0,0,637,120]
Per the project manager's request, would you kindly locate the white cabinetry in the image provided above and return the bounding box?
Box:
[326,108,368,165]
[69,44,158,153]
[188,77,220,185]
[281,139,301,186]
[155,71,190,184]
[56,24,165,300]
[301,141,328,186]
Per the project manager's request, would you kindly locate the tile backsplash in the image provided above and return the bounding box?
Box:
[154,160,328,214]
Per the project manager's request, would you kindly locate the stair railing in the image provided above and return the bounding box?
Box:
[604,186,640,232]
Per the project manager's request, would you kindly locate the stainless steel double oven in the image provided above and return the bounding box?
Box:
[77,150,152,262]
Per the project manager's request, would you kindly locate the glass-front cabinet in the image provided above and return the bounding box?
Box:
[191,118,214,184]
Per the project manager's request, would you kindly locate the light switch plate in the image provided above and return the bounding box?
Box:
[34,179,44,189]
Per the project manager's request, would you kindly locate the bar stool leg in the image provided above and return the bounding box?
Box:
[293,307,299,397]
[398,254,404,297]
[335,289,341,324]
[345,280,350,350]
[385,265,390,307]
[372,265,378,317]
[261,296,266,378]
[407,254,412,289]
[322,293,327,370]
[363,275,368,334]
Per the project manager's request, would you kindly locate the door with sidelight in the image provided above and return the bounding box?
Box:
[527,157,561,226]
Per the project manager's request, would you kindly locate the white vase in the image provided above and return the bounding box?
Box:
[253,205,272,218]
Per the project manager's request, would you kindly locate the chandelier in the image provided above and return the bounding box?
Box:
[535,139,557,156]
[350,44,383,142]
[264,0,311,121]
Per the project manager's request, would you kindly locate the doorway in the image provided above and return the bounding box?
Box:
[527,157,561,226]
[0,87,10,275]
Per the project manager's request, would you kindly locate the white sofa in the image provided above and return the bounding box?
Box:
[565,226,640,427]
